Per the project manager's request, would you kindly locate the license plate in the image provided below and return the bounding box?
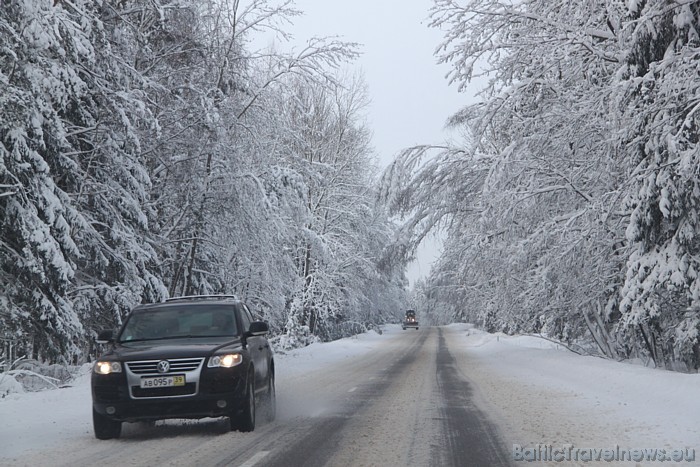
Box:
[140,374,185,388]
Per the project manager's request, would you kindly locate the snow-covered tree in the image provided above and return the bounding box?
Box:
[383,0,700,370]
[1,0,408,364]
[618,1,700,369]
[0,0,166,361]
[261,72,405,340]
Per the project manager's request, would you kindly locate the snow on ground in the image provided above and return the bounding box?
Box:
[0,328,388,460]
[1,324,698,466]
[444,323,700,466]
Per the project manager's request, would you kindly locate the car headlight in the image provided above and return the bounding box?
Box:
[208,354,243,368]
[94,361,122,375]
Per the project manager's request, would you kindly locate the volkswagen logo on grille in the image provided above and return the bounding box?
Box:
[157,360,170,373]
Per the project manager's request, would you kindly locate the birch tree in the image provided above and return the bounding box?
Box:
[260,73,403,342]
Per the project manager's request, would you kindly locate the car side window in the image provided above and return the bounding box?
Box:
[238,304,251,333]
[242,304,255,324]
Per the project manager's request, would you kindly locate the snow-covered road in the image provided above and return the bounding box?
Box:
[449,327,699,467]
[1,324,698,466]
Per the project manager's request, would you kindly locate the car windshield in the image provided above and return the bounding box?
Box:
[118,305,238,342]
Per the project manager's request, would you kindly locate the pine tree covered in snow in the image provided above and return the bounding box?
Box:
[618,1,700,369]
[0,0,166,361]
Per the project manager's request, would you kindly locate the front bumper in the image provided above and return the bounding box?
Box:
[92,391,246,422]
[92,366,247,422]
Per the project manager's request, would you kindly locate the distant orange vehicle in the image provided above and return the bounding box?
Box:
[402,310,419,330]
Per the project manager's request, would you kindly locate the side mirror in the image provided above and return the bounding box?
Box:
[96,329,114,344]
[248,321,269,336]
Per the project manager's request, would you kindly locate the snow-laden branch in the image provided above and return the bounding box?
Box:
[0,184,20,198]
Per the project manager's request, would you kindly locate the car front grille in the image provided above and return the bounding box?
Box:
[126,358,204,374]
[131,383,197,398]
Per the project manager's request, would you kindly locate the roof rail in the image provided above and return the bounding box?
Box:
[165,294,239,302]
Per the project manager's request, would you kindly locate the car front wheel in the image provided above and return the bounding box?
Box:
[232,372,255,432]
[93,408,122,440]
[263,372,276,422]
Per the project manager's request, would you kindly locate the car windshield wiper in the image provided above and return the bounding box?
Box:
[190,334,234,338]
[119,335,193,343]
[120,334,234,343]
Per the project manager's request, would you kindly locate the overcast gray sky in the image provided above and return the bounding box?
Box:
[284,0,465,165]
[260,0,474,286]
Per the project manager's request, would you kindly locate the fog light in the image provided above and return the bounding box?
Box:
[106,406,116,415]
[217,400,227,408]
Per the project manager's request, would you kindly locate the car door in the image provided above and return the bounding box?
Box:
[239,304,269,390]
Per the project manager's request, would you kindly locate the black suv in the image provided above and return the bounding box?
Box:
[402,310,419,330]
[91,295,275,439]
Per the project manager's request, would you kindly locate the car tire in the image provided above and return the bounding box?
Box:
[93,408,122,440]
[232,372,255,432]
[263,372,276,423]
